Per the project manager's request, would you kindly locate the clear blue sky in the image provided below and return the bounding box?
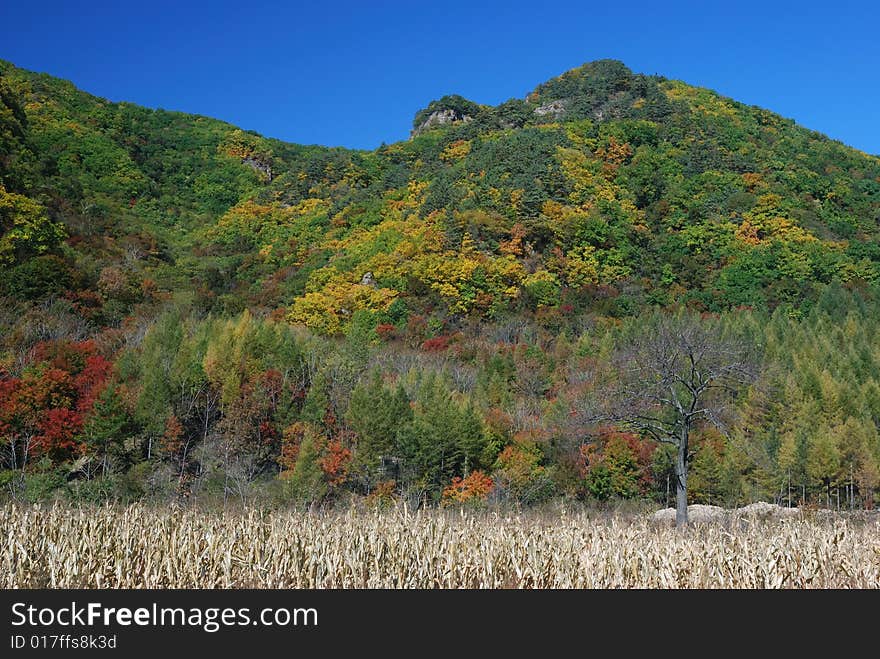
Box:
[2,1,878,154]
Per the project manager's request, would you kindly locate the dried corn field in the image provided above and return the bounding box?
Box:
[2,504,879,588]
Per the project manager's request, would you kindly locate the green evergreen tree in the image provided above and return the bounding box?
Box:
[83,386,131,477]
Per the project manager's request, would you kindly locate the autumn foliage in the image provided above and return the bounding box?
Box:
[442,470,494,505]
[0,58,879,511]
[0,340,112,465]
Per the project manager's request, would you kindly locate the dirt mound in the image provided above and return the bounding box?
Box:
[651,504,726,525]
[734,502,800,518]
[652,502,802,525]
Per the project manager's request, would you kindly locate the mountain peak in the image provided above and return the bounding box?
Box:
[408,59,674,137]
[529,59,635,100]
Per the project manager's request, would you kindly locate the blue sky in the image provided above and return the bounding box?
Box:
[2,1,878,153]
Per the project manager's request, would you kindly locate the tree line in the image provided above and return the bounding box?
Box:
[2,292,878,516]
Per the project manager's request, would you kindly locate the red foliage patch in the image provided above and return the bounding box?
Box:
[442,470,494,505]
[421,335,450,352]
[320,441,351,487]
[376,323,397,341]
[34,408,83,459]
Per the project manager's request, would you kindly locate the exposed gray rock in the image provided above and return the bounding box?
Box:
[534,99,567,120]
[360,271,377,288]
[242,156,272,181]
[411,108,473,137]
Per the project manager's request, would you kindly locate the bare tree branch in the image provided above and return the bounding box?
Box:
[596,312,758,527]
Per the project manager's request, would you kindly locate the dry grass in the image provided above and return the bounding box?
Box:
[2,503,878,588]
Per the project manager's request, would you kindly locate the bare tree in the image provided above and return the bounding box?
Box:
[604,313,757,528]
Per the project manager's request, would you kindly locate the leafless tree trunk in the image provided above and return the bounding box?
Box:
[601,312,757,528]
[788,469,792,508]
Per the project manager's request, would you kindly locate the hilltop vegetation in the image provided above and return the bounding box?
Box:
[0,59,878,509]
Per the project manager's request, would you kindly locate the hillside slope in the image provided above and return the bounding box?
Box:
[1,59,879,332]
[1,60,879,510]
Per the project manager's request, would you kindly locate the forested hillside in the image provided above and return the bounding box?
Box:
[1,59,878,509]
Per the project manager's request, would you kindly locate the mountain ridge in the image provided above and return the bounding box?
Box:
[6,57,877,158]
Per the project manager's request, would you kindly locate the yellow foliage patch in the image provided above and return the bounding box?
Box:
[439,139,472,162]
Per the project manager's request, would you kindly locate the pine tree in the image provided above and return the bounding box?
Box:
[347,372,412,487]
[83,385,130,477]
[283,429,327,504]
[806,428,841,506]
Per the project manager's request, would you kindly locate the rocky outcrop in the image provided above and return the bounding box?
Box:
[411,108,473,137]
[533,99,567,120]
[242,156,272,181]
